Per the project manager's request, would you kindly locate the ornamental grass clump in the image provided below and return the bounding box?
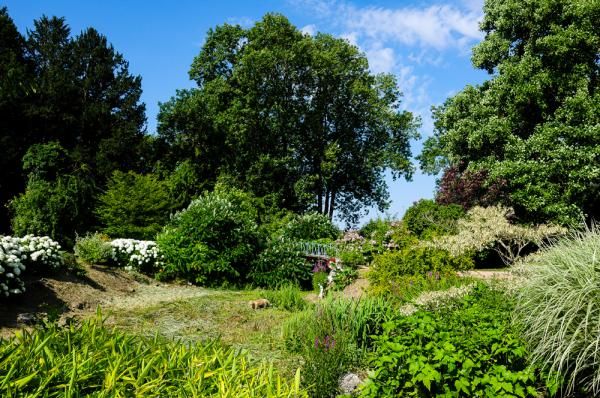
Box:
[0,315,307,397]
[514,227,600,395]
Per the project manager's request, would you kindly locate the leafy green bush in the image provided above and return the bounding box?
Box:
[368,247,473,302]
[250,239,311,289]
[370,271,470,303]
[361,285,554,397]
[0,316,307,397]
[9,142,96,247]
[514,228,600,395]
[402,199,465,239]
[74,233,112,264]
[312,271,328,292]
[329,266,358,291]
[279,212,340,241]
[97,171,172,240]
[156,188,260,286]
[338,246,365,268]
[263,284,307,312]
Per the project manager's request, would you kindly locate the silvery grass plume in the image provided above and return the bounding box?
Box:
[514,225,600,395]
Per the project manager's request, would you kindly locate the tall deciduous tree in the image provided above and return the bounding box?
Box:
[420,0,600,225]
[159,14,419,223]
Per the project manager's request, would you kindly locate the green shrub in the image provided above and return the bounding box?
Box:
[338,246,365,268]
[361,285,554,397]
[368,247,473,302]
[514,228,600,395]
[369,246,472,282]
[312,271,328,292]
[263,284,307,312]
[97,171,172,240]
[157,189,259,285]
[156,188,260,286]
[329,266,358,291]
[0,316,307,397]
[250,239,311,289]
[9,142,96,247]
[279,212,340,241]
[74,232,112,264]
[402,199,465,239]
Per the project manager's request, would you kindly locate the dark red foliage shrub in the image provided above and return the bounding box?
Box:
[435,163,506,209]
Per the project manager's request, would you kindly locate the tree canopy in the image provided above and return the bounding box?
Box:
[420,0,600,225]
[0,8,148,235]
[158,14,419,224]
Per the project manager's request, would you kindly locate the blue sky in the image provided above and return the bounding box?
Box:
[4,0,488,224]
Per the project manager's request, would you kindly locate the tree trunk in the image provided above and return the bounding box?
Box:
[324,190,330,216]
[328,190,336,219]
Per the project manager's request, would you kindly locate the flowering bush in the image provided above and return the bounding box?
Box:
[19,235,63,273]
[0,236,26,297]
[0,235,63,297]
[110,239,163,273]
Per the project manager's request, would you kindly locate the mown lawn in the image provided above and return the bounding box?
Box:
[105,289,304,377]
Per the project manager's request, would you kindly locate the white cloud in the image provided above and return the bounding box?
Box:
[301,24,318,36]
[365,45,395,73]
[226,16,254,27]
[290,0,483,51]
[343,4,482,50]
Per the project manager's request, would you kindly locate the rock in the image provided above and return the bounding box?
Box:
[128,287,136,293]
[16,312,38,325]
[339,373,361,395]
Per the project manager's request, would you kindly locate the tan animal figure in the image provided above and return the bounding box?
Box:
[248,298,271,309]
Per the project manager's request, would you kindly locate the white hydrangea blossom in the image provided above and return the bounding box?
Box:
[0,235,62,297]
[110,239,163,272]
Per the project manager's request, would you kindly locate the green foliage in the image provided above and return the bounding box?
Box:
[361,285,553,397]
[420,0,600,224]
[250,239,311,289]
[312,271,328,292]
[370,247,472,283]
[329,266,358,291]
[74,232,112,264]
[0,10,147,234]
[368,247,473,302]
[9,143,96,246]
[403,199,465,239]
[282,296,395,354]
[0,315,307,397]
[156,188,260,286]
[97,171,172,240]
[279,212,340,241]
[514,227,600,395]
[338,246,365,268]
[263,284,307,312]
[282,297,395,397]
[158,14,419,223]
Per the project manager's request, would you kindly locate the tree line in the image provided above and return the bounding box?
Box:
[1,0,598,246]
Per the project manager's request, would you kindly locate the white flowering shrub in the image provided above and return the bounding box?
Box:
[19,235,63,272]
[0,235,62,297]
[110,239,163,273]
[0,236,27,297]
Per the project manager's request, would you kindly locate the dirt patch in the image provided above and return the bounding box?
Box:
[0,265,208,338]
